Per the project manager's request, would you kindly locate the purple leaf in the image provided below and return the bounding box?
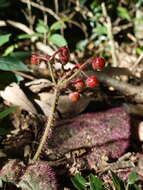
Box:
[48,107,131,169]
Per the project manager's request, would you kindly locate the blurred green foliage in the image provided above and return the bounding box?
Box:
[71,171,141,190]
[0,0,143,55]
[0,106,18,135]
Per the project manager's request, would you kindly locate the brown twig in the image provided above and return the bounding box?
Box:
[0,20,34,34]
[12,70,36,80]
[101,3,118,67]
[132,53,143,70]
[113,23,133,35]
[54,0,59,15]
[19,0,60,21]
[95,71,143,103]
[0,19,52,52]
[26,0,34,30]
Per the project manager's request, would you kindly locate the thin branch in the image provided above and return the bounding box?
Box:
[132,53,143,70]
[54,0,59,15]
[39,0,48,45]
[113,23,133,35]
[57,58,91,87]
[0,20,34,34]
[0,20,55,55]
[0,20,6,27]
[68,20,88,38]
[26,0,34,30]
[101,3,118,67]
[19,0,60,21]
[0,19,38,42]
[12,70,36,80]
[94,71,143,103]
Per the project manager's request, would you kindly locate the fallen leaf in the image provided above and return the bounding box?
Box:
[0,83,37,114]
[35,92,91,117]
[47,107,131,169]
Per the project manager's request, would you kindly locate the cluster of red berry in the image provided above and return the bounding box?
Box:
[30,46,105,102]
[31,46,69,65]
[69,57,105,102]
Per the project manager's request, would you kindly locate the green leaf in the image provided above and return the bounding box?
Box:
[0,0,10,8]
[79,0,87,5]
[89,174,105,190]
[111,171,125,190]
[117,7,131,21]
[0,128,10,135]
[76,39,88,50]
[0,34,11,47]
[0,106,17,120]
[129,184,142,190]
[136,0,143,8]
[50,23,62,31]
[50,17,70,31]
[136,47,143,55]
[36,19,49,34]
[14,74,24,82]
[0,56,29,71]
[48,34,67,47]
[96,26,107,35]
[71,173,87,190]
[127,171,139,185]
[3,44,16,56]
[17,33,42,40]
[10,51,31,61]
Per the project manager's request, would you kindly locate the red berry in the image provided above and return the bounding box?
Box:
[69,92,80,102]
[31,54,40,65]
[91,57,105,70]
[86,76,99,88]
[73,78,85,91]
[58,46,70,64]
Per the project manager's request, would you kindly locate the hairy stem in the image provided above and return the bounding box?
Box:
[33,88,59,161]
[47,59,56,85]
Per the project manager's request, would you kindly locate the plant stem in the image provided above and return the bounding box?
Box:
[101,3,117,67]
[33,88,59,161]
[26,0,33,30]
[57,58,91,87]
[20,0,60,20]
[47,59,56,85]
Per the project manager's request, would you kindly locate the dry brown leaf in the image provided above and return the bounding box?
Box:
[25,78,53,93]
[0,83,37,114]
[35,92,91,118]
